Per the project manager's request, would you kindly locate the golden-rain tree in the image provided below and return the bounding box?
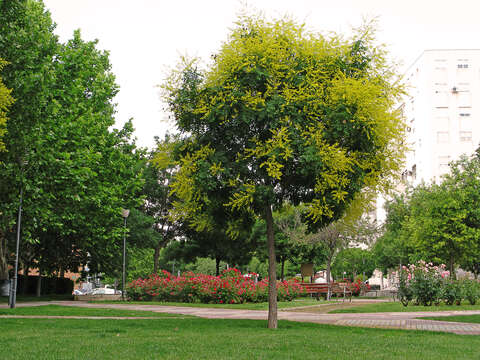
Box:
[163,15,405,328]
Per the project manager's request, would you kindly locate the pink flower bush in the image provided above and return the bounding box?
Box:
[127,268,305,303]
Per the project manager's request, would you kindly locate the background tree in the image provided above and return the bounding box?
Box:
[372,193,414,274]
[164,15,405,328]
[332,247,375,281]
[143,135,184,273]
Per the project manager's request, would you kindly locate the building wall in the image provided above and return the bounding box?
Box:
[376,49,480,222]
[403,49,480,186]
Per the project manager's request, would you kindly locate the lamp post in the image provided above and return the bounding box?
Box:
[9,161,25,309]
[121,209,130,301]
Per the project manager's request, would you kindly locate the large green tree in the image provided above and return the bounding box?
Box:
[0,1,143,284]
[164,15,405,328]
[0,0,59,281]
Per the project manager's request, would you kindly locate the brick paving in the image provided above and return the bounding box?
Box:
[1,300,480,335]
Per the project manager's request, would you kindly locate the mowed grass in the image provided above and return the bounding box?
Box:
[327,301,480,314]
[91,297,326,310]
[0,305,185,318]
[419,314,480,324]
[0,317,479,360]
[0,294,73,302]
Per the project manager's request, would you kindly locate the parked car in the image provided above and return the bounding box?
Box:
[92,285,117,295]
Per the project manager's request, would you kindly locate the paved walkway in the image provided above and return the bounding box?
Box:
[2,301,480,335]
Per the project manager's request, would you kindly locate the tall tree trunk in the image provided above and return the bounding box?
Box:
[380,271,384,290]
[36,270,42,297]
[215,257,220,277]
[280,258,285,282]
[449,255,455,280]
[0,233,8,281]
[265,205,277,329]
[153,244,161,274]
[22,263,29,295]
[326,255,332,300]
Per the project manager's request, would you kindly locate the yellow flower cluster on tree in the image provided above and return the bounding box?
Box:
[0,59,14,153]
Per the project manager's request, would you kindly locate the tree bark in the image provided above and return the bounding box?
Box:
[153,245,160,274]
[449,255,455,280]
[22,264,29,295]
[0,233,8,281]
[280,258,285,282]
[326,255,332,300]
[36,271,42,297]
[215,257,220,277]
[265,204,277,329]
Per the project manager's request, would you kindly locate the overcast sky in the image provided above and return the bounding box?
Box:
[43,0,480,149]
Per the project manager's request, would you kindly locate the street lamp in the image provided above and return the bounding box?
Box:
[121,209,130,301]
[9,161,26,309]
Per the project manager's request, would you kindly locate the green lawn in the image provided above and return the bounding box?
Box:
[0,294,74,302]
[327,301,480,314]
[418,314,480,324]
[0,316,478,359]
[91,298,326,310]
[0,305,185,318]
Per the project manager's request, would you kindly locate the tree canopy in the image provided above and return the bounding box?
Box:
[0,0,143,281]
[164,15,405,328]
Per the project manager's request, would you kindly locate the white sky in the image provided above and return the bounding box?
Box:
[43,0,480,149]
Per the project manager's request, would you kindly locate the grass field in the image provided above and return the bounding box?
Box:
[0,315,478,360]
[91,298,326,310]
[418,314,480,324]
[325,301,480,314]
[0,294,73,302]
[0,305,186,318]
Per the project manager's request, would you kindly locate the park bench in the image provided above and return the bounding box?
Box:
[301,282,352,302]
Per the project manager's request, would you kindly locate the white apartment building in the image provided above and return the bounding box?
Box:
[376,49,480,222]
[402,49,480,186]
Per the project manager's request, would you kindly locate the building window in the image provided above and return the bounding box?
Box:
[438,156,451,174]
[458,92,472,108]
[435,116,449,131]
[437,131,449,143]
[460,131,472,142]
[434,67,448,83]
[434,91,449,107]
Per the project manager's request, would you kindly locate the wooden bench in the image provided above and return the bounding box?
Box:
[301,282,352,302]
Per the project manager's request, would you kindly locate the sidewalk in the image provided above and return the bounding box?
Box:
[2,301,480,335]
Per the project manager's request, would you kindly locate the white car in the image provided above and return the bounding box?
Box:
[92,286,117,295]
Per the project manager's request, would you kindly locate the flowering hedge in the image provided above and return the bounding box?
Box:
[126,268,306,304]
[395,260,480,306]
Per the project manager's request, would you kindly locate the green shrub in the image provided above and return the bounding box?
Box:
[462,280,480,305]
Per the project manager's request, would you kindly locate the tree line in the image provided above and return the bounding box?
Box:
[1,1,407,329]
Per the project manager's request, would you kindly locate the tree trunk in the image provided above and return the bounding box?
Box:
[380,271,384,290]
[36,271,42,297]
[280,258,285,282]
[22,263,29,295]
[326,255,332,300]
[215,257,220,277]
[449,255,455,280]
[265,205,277,329]
[153,245,161,274]
[0,233,8,281]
